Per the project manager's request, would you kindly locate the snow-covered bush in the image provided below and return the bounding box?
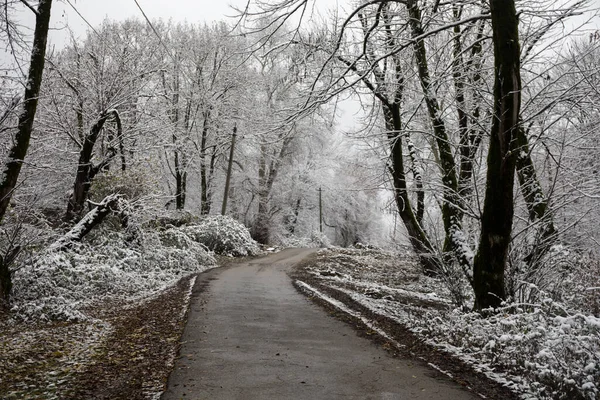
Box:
[89,167,160,203]
[276,234,312,248]
[182,215,259,257]
[143,210,200,229]
[10,227,216,322]
[507,244,600,316]
[412,296,600,399]
[309,231,331,248]
[304,248,600,400]
[276,232,332,248]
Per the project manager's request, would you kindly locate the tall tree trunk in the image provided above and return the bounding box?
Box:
[288,198,301,235]
[254,141,270,244]
[516,126,557,265]
[345,6,438,274]
[406,0,470,272]
[166,60,186,210]
[406,134,425,225]
[65,110,122,221]
[0,0,53,223]
[385,106,439,275]
[173,141,185,210]
[253,130,293,245]
[200,109,211,215]
[453,8,472,201]
[0,0,53,309]
[472,0,522,310]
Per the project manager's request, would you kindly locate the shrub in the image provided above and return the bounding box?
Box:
[182,216,259,257]
[89,167,159,203]
[10,227,216,322]
[275,232,332,249]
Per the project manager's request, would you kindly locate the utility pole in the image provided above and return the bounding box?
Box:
[221,124,237,215]
[319,187,323,233]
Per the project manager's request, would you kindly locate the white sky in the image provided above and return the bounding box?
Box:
[48,0,253,46]
[5,0,594,51]
[44,0,343,48]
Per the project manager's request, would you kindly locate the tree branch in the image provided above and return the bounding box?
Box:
[19,0,39,16]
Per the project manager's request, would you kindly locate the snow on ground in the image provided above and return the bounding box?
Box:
[0,321,111,399]
[10,227,216,322]
[298,247,600,400]
[1,213,260,399]
[9,214,259,322]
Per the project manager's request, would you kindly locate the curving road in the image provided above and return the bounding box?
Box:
[161,248,479,400]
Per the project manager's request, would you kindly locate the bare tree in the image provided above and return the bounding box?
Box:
[0,0,53,308]
[65,109,123,221]
[472,0,522,309]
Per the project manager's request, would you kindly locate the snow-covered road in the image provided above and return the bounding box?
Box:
[161,248,479,399]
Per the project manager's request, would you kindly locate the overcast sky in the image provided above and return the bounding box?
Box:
[5,0,591,50]
[48,0,252,46]
[43,0,343,48]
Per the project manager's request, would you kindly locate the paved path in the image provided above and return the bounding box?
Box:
[162,248,479,400]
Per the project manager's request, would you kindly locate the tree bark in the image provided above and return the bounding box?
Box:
[472,0,522,310]
[253,130,293,244]
[52,194,123,251]
[0,0,53,224]
[515,126,557,265]
[0,246,21,309]
[200,109,211,215]
[65,110,122,221]
[406,134,424,225]
[0,0,53,310]
[254,141,271,244]
[406,0,471,272]
[163,62,186,210]
[385,106,439,275]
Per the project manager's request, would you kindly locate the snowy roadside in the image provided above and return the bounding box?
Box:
[0,215,260,399]
[292,248,600,400]
[0,273,202,400]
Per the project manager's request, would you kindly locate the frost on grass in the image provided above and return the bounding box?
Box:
[10,226,217,322]
[303,248,600,400]
[0,321,111,399]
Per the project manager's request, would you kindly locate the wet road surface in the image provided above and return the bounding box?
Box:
[162,248,479,400]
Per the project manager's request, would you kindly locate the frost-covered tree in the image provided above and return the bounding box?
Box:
[237,0,597,309]
[0,0,53,309]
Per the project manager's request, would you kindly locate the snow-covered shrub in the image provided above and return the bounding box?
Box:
[276,232,331,248]
[143,210,200,229]
[413,295,600,399]
[182,215,259,257]
[507,244,600,316]
[569,257,600,315]
[275,234,312,248]
[89,167,160,203]
[309,231,331,248]
[158,228,207,251]
[10,227,216,322]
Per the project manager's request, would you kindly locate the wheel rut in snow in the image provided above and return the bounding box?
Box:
[162,248,479,399]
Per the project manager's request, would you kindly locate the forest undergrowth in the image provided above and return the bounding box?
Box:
[293,247,600,400]
[0,213,259,399]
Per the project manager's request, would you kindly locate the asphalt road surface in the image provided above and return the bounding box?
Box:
[162,248,479,400]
